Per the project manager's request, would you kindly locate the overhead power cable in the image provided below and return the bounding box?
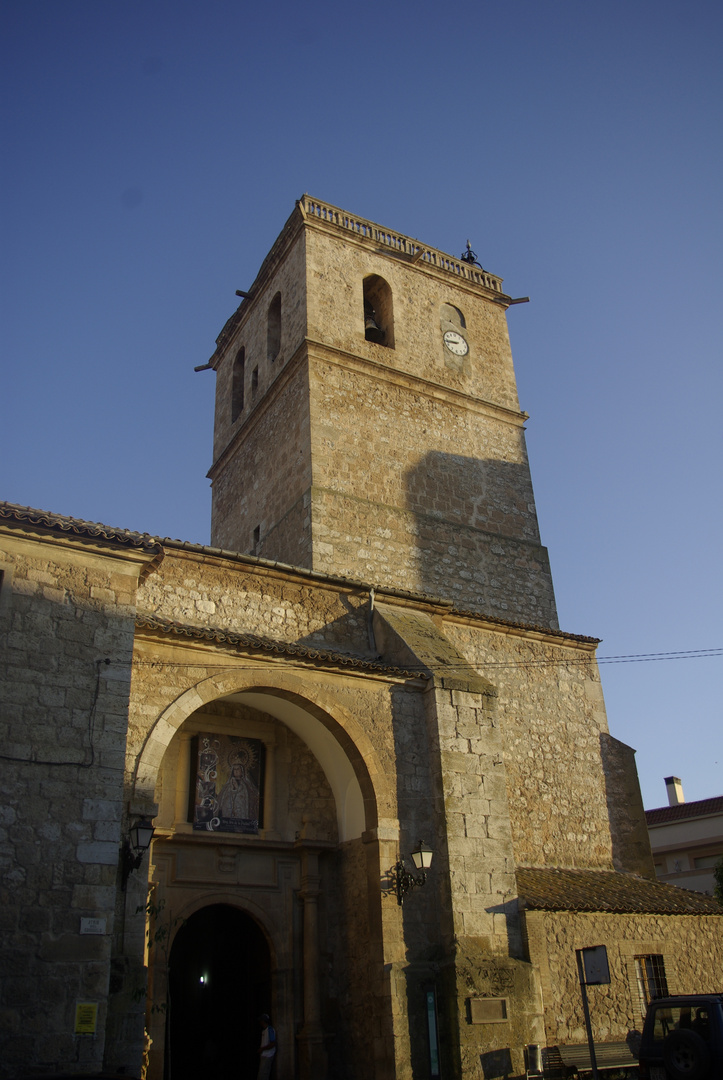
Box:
[125,646,722,672]
[479,647,723,669]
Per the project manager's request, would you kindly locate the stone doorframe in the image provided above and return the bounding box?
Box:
[127,666,406,1080]
[145,886,285,1080]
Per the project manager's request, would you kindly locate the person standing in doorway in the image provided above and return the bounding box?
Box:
[257,1013,276,1080]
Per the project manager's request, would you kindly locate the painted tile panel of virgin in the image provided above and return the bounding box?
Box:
[193,734,264,833]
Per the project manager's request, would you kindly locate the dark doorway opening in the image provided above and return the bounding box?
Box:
[168,904,272,1080]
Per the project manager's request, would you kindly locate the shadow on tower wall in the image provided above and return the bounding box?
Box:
[404,451,557,627]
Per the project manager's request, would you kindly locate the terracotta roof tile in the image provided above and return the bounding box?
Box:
[135,613,425,680]
[516,866,720,915]
[0,502,162,552]
[645,796,723,825]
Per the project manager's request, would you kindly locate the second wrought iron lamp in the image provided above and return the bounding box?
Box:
[392,840,433,905]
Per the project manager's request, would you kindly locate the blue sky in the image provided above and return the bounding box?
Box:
[2,0,721,809]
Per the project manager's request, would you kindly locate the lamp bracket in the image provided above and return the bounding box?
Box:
[391,856,427,906]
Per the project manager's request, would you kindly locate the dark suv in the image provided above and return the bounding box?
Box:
[638,994,723,1080]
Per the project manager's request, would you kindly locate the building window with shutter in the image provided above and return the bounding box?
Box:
[634,954,669,1014]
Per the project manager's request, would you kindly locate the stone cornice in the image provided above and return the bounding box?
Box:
[207,194,521,368]
[306,338,529,427]
[298,195,509,302]
[207,335,528,482]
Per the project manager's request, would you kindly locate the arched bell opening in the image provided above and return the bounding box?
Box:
[267,292,282,362]
[363,274,394,348]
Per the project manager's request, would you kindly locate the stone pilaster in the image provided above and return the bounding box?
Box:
[295,843,328,1080]
[373,602,538,1079]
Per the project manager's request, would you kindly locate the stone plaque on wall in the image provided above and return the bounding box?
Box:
[192,733,265,834]
[468,997,509,1024]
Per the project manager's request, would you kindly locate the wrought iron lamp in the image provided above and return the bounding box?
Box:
[120,817,155,891]
[392,840,433,905]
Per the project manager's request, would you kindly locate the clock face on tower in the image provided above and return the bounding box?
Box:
[442,330,469,356]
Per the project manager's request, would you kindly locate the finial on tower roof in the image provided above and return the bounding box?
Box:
[460,240,482,268]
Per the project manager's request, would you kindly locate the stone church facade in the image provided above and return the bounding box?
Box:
[1,196,720,1080]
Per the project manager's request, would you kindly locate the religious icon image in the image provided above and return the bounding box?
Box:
[192,734,264,834]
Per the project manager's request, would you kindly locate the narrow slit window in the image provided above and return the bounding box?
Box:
[252,367,259,394]
[231,348,245,422]
[267,292,281,362]
[0,566,13,619]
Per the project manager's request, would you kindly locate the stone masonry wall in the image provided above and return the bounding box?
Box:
[306,355,557,626]
[445,620,615,871]
[138,548,373,656]
[211,229,307,467]
[524,909,723,1047]
[305,226,522,412]
[0,532,146,1078]
[373,604,545,1080]
[599,733,655,878]
[210,355,313,561]
[308,486,556,628]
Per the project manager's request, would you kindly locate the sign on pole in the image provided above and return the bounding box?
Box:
[581,945,610,986]
[575,946,610,1080]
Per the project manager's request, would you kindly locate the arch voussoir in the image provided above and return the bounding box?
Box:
[132,667,384,839]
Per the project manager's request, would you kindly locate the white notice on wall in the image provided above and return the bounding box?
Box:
[80,917,107,935]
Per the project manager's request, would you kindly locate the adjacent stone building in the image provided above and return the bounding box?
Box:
[1,196,721,1080]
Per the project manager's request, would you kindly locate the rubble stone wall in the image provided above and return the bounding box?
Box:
[211,229,307,467]
[210,355,314,562]
[524,909,723,1047]
[0,532,145,1077]
[137,548,373,656]
[445,620,617,871]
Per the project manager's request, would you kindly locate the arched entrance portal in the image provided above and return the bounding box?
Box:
[139,674,386,1080]
[168,904,271,1080]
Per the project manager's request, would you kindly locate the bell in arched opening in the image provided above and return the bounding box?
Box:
[364,300,385,344]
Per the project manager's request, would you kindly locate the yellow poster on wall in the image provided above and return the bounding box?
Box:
[74,1002,98,1035]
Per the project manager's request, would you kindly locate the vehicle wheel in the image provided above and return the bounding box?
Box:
[662,1029,711,1080]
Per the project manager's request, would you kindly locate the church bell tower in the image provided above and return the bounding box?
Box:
[207,196,557,629]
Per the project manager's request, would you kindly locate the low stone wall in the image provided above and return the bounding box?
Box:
[524,908,723,1047]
